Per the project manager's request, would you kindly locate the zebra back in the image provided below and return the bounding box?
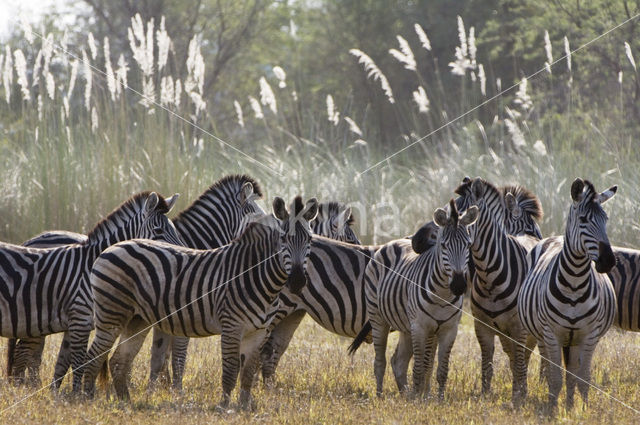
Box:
[172,175,264,249]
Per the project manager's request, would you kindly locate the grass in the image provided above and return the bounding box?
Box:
[0,313,639,424]
[2,12,640,424]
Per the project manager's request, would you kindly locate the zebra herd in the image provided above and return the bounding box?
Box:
[0,174,635,412]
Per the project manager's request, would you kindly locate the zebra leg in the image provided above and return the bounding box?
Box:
[564,345,580,410]
[391,332,412,393]
[537,341,547,383]
[25,337,46,387]
[170,336,190,391]
[498,331,527,406]
[69,323,93,393]
[260,309,306,386]
[435,327,457,400]
[238,329,268,411]
[576,341,596,408]
[83,321,128,398]
[148,328,172,389]
[410,324,433,399]
[474,320,496,395]
[51,331,72,391]
[11,337,45,386]
[219,330,243,409]
[371,319,390,397]
[543,336,562,411]
[109,316,151,400]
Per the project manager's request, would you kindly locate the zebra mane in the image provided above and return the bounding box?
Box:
[316,202,355,226]
[173,174,262,225]
[454,177,500,200]
[501,185,544,220]
[87,191,168,243]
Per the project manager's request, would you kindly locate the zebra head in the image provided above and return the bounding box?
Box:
[233,179,267,238]
[273,196,319,294]
[433,199,478,296]
[312,202,361,244]
[140,192,184,245]
[501,185,543,239]
[569,178,617,273]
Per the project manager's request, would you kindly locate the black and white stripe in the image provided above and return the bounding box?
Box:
[6,175,265,389]
[353,200,477,398]
[518,178,617,410]
[454,177,543,404]
[0,192,181,392]
[82,197,318,410]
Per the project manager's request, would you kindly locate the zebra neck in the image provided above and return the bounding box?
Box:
[420,250,454,300]
[86,227,137,264]
[558,236,592,290]
[235,241,289,302]
[470,207,509,280]
[173,205,238,250]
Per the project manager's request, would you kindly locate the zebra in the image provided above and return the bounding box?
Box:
[5,174,266,390]
[311,202,361,244]
[453,177,543,404]
[261,180,545,385]
[0,191,182,393]
[82,196,318,410]
[6,231,89,386]
[518,178,617,410]
[350,200,477,398]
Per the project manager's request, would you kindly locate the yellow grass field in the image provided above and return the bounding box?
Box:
[0,312,638,424]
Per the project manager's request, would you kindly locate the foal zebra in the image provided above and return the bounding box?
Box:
[454,177,543,404]
[518,179,617,410]
[83,197,318,410]
[0,192,182,392]
[6,175,265,389]
[353,200,477,398]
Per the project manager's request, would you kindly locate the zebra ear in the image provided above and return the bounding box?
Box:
[239,182,255,203]
[165,193,179,212]
[571,178,585,203]
[596,185,617,204]
[273,197,289,220]
[471,178,484,200]
[462,176,472,184]
[302,198,319,221]
[411,221,438,254]
[144,192,160,213]
[504,192,521,217]
[433,208,449,227]
[460,205,479,226]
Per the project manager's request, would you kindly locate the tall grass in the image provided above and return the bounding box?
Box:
[0,14,637,250]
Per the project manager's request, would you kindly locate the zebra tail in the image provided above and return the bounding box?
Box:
[347,322,372,355]
[6,339,16,377]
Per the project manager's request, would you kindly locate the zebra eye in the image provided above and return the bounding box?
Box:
[579,216,588,224]
[153,227,164,235]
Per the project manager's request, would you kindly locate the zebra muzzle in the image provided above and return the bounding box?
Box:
[286,265,308,295]
[450,272,467,297]
[595,241,616,273]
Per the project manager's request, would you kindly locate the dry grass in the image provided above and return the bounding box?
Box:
[0,313,639,424]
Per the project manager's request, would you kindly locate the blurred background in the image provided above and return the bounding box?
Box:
[0,0,638,245]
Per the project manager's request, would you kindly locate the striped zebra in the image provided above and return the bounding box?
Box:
[518,179,617,410]
[261,181,545,384]
[6,232,88,386]
[6,175,266,390]
[150,200,355,390]
[453,177,543,404]
[82,197,318,410]
[0,191,182,393]
[351,200,477,398]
